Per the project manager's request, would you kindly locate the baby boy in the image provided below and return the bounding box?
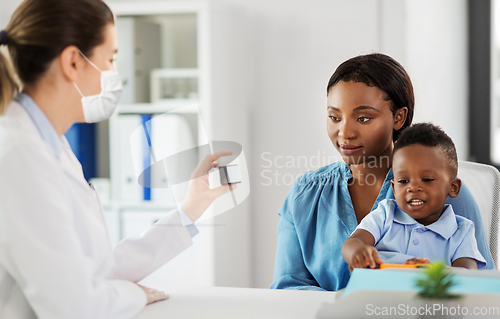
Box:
[341,123,486,270]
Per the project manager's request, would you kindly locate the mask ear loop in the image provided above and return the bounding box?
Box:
[78,49,102,72]
[73,82,84,98]
[74,49,103,98]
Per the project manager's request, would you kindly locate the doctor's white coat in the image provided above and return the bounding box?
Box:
[0,101,193,318]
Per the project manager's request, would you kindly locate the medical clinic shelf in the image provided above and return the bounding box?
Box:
[109,1,207,15]
[116,102,199,115]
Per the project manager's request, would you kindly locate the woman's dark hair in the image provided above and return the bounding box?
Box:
[0,0,114,113]
[326,53,414,141]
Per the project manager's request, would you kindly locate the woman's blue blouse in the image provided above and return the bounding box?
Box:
[270,161,495,291]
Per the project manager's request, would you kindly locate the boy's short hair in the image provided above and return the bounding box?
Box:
[393,123,458,176]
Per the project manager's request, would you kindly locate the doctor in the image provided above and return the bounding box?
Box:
[0,0,233,318]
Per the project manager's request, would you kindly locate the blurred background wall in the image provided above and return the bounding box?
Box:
[0,0,473,288]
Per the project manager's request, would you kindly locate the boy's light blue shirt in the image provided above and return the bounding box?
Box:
[270,162,495,292]
[356,199,486,268]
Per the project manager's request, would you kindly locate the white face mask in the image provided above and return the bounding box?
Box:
[73,50,122,123]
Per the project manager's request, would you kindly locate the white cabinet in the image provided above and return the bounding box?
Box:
[150,68,199,102]
[115,18,162,104]
[105,0,251,288]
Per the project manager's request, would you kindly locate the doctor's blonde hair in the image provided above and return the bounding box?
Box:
[0,0,114,114]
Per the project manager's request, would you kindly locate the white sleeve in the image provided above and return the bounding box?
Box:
[177,206,200,237]
[110,209,193,282]
[0,143,146,319]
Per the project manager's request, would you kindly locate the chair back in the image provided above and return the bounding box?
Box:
[458,161,500,268]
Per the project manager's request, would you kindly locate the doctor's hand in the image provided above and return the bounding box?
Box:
[138,284,169,305]
[181,151,235,222]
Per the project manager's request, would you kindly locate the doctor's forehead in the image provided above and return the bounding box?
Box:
[102,23,117,49]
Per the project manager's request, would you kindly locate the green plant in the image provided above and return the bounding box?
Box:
[415,261,461,300]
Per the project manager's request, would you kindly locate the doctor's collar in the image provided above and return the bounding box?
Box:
[15,93,64,157]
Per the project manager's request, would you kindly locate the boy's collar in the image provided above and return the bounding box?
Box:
[425,205,458,239]
[394,204,458,239]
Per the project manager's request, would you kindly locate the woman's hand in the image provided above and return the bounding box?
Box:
[180,151,236,222]
[348,245,384,271]
[405,257,430,265]
[138,284,169,305]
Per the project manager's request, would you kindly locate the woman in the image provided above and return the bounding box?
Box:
[270,53,495,291]
[0,0,232,318]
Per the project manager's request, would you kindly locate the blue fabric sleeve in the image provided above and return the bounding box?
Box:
[452,220,487,269]
[447,183,495,269]
[270,179,326,291]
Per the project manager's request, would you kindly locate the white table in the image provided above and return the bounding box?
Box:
[316,291,500,319]
[134,286,336,319]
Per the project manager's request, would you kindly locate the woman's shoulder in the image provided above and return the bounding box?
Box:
[0,124,41,152]
[0,118,54,168]
[0,100,40,140]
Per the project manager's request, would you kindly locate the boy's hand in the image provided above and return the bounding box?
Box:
[341,229,382,272]
[349,245,384,271]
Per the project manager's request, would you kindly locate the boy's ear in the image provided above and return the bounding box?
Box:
[448,178,462,198]
[393,107,408,131]
[391,179,395,192]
